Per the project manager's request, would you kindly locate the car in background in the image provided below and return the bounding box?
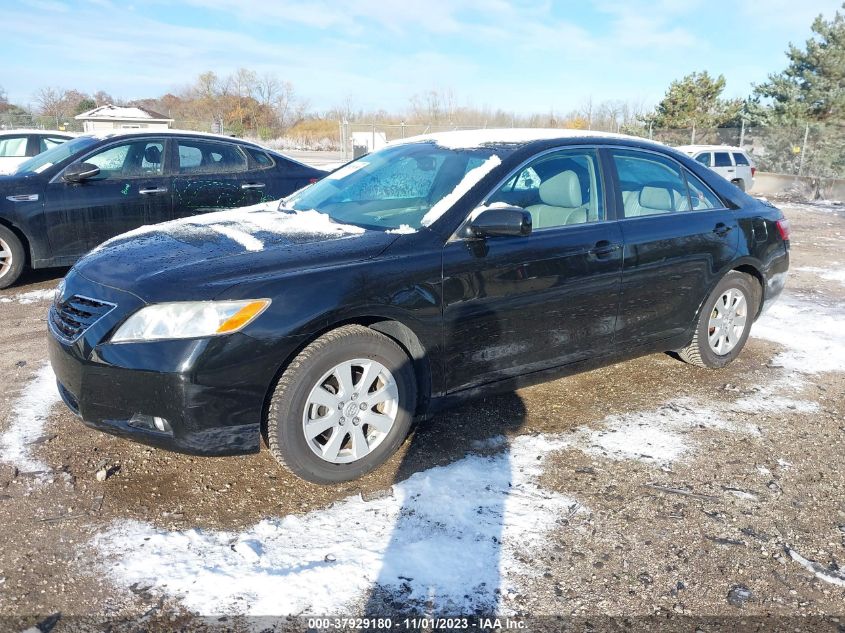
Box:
[48,129,790,484]
[0,129,75,175]
[0,130,325,288]
[677,145,756,192]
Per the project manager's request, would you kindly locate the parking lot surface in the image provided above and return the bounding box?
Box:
[0,201,843,630]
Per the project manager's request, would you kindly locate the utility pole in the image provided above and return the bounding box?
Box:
[798,123,810,176]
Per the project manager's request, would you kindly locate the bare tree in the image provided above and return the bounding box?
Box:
[34,86,69,127]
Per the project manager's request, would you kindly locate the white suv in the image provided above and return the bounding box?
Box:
[0,130,75,175]
[676,145,756,192]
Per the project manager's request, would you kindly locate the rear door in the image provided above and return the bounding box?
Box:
[246,147,320,198]
[732,152,753,188]
[43,137,172,254]
[442,146,624,391]
[171,138,263,219]
[611,148,739,347]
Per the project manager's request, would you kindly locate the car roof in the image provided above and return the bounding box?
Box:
[85,128,264,146]
[676,144,748,154]
[394,127,669,151]
[0,129,76,137]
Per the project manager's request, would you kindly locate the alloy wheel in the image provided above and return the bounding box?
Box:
[708,288,748,355]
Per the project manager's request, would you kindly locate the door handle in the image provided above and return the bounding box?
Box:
[726,168,735,172]
[139,187,168,195]
[713,222,733,237]
[241,183,266,189]
[589,240,620,259]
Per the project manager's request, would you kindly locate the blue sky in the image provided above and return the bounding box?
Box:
[3,0,842,115]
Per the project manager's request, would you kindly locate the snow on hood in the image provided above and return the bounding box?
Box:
[95,201,365,254]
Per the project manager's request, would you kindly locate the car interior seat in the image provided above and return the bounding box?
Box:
[525,170,587,229]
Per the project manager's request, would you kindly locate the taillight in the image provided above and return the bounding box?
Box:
[776,218,790,241]
[751,166,757,177]
[308,177,318,184]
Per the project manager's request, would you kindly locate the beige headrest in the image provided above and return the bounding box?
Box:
[639,186,673,211]
[539,170,582,208]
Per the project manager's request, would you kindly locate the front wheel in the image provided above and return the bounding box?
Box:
[678,271,759,369]
[267,325,417,484]
[0,226,25,290]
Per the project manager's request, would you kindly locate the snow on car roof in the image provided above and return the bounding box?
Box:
[394,127,663,150]
[87,128,261,143]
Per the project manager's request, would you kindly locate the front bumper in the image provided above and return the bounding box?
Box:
[47,270,295,456]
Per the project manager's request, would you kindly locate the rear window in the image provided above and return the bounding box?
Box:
[714,152,732,167]
[0,136,28,158]
[732,152,749,166]
[245,147,274,169]
[177,140,247,174]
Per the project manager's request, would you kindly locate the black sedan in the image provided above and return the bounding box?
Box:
[48,129,790,484]
[0,130,325,287]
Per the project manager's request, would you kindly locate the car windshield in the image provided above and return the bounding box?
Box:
[14,136,98,175]
[285,142,508,230]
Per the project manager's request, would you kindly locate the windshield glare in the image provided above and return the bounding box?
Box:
[286,142,506,230]
[14,136,98,175]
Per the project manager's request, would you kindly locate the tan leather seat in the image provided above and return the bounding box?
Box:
[624,185,681,217]
[526,170,585,229]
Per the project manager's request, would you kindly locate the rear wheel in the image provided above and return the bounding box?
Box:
[267,325,417,484]
[678,271,759,368]
[0,226,25,290]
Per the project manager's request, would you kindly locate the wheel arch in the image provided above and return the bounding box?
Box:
[0,217,32,266]
[260,314,434,442]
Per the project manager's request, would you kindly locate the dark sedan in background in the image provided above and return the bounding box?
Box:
[0,130,325,287]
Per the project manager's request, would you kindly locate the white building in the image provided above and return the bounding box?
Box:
[75,104,174,133]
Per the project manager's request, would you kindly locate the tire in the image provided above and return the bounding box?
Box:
[678,271,759,369]
[731,178,746,192]
[0,225,25,290]
[267,324,417,484]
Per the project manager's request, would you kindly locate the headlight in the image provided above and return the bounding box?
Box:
[111,299,270,342]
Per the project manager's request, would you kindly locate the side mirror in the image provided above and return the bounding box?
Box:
[466,206,532,238]
[63,162,100,183]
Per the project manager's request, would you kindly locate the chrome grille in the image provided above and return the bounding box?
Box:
[49,294,116,342]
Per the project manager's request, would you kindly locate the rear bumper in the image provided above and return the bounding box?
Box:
[47,270,298,456]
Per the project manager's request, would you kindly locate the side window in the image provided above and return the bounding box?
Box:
[40,137,67,153]
[732,152,749,166]
[695,153,712,167]
[83,140,164,179]
[685,170,723,210]
[714,152,733,167]
[245,147,275,169]
[177,140,247,174]
[0,136,28,158]
[488,149,604,229]
[612,150,690,218]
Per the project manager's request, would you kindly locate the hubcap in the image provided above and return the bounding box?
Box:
[302,358,399,464]
[708,287,748,356]
[0,237,12,279]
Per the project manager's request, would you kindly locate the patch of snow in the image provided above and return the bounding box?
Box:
[420,155,502,227]
[580,400,733,465]
[0,364,60,474]
[794,266,845,286]
[0,288,56,305]
[470,435,508,451]
[386,224,417,235]
[787,547,845,587]
[752,292,845,373]
[397,128,652,150]
[95,207,365,253]
[777,458,792,469]
[94,434,583,616]
[726,489,759,501]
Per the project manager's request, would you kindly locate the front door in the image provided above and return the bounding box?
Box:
[43,137,172,255]
[442,147,624,392]
[610,148,740,346]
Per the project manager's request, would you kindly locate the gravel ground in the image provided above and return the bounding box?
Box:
[0,201,843,631]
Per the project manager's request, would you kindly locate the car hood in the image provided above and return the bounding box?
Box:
[73,206,398,303]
